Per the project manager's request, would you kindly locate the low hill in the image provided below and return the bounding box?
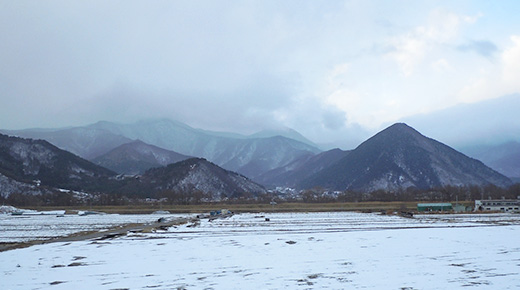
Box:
[0,133,116,196]
[135,158,266,200]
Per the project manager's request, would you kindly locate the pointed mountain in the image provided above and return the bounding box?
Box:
[138,158,266,199]
[0,133,116,196]
[256,148,350,188]
[300,123,512,191]
[92,140,192,175]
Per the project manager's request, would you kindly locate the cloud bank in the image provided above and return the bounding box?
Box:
[1,1,519,149]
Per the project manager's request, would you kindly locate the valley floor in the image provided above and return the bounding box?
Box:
[19,200,474,214]
[1,212,520,289]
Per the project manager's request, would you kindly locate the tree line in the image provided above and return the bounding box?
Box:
[1,183,519,207]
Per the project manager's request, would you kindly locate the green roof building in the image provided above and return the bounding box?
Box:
[417,203,453,212]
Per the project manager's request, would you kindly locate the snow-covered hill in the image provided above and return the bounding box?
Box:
[139,158,266,199]
[0,133,115,196]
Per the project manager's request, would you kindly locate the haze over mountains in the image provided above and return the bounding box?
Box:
[0,119,516,200]
[401,94,520,149]
[400,94,520,179]
[461,142,520,181]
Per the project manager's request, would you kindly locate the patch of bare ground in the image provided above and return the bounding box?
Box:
[26,201,453,214]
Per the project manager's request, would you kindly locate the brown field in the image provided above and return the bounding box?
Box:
[28,201,474,214]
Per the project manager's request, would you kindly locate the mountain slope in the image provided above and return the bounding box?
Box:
[215,136,320,179]
[257,148,350,188]
[0,133,116,194]
[300,123,512,191]
[92,140,192,175]
[0,172,48,198]
[138,158,266,199]
[89,120,321,178]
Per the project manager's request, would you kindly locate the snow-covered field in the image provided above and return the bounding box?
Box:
[1,212,520,289]
[0,212,187,243]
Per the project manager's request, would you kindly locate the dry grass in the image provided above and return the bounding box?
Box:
[28,201,473,214]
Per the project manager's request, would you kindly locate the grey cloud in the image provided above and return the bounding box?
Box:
[0,1,300,131]
[401,94,520,148]
[0,1,400,132]
[1,0,517,152]
[322,108,347,130]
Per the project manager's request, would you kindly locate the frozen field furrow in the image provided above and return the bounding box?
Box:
[0,214,188,243]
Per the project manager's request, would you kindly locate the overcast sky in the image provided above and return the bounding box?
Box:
[1,1,519,148]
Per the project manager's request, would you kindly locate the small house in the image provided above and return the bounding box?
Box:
[453,204,470,213]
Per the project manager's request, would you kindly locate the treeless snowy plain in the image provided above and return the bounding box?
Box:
[1,212,520,289]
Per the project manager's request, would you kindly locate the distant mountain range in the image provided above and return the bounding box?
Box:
[0,121,515,198]
[0,134,265,199]
[1,119,320,179]
[298,123,512,191]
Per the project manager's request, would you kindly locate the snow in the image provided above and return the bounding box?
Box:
[0,213,186,243]
[1,212,520,289]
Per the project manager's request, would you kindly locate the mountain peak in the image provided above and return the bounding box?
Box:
[352,123,427,153]
[387,122,413,130]
[379,123,421,137]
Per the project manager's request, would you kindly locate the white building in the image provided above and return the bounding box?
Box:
[475,198,520,212]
